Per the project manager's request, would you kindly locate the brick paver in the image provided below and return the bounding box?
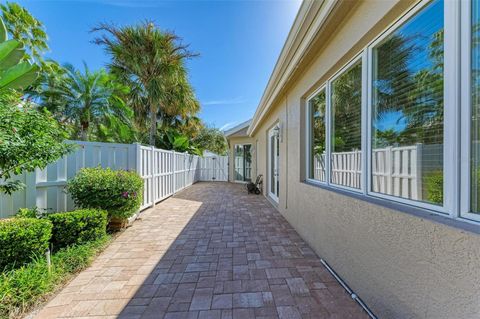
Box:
[34,182,369,319]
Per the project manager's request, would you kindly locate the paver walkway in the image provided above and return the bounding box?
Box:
[35,182,368,319]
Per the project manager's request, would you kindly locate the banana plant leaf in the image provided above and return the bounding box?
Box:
[173,136,189,149]
[0,39,25,71]
[0,62,39,91]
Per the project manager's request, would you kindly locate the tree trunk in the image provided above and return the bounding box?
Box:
[149,109,156,146]
[80,121,89,141]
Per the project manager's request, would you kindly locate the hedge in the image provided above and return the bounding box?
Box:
[0,218,52,270]
[48,209,108,250]
[0,236,111,318]
[67,167,143,219]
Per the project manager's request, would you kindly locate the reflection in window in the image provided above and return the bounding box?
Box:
[234,144,252,182]
[308,89,326,182]
[472,0,480,214]
[371,0,444,204]
[331,61,362,188]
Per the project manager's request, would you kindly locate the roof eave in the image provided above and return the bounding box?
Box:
[224,119,252,137]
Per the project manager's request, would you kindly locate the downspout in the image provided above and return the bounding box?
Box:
[320,259,377,319]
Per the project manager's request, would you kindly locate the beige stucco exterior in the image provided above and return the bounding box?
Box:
[243,0,480,318]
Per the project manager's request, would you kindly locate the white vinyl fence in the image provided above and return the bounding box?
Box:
[313,144,427,200]
[0,141,228,218]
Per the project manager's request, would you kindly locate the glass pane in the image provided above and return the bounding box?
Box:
[331,61,362,188]
[308,88,326,182]
[234,145,244,181]
[276,136,279,196]
[244,144,252,182]
[371,0,444,205]
[471,0,480,214]
[270,135,275,193]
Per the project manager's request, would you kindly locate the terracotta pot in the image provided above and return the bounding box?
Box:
[108,217,128,230]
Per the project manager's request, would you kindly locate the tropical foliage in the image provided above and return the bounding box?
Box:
[0,17,39,92]
[92,21,200,146]
[0,2,227,197]
[0,2,48,63]
[192,126,228,155]
[0,101,73,194]
[1,2,227,155]
[34,63,135,142]
[0,14,72,195]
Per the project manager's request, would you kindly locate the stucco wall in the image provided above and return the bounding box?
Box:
[251,0,480,318]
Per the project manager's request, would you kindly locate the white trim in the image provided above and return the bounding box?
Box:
[304,0,465,218]
[459,0,471,218]
[443,0,460,218]
[366,0,449,214]
[304,55,363,192]
[328,55,363,192]
[305,84,327,185]
[224,119,252,137]
[361,50,369,195]
[268,125,280,203]
[460,0,480,222]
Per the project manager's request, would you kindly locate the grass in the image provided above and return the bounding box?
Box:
[0,235,111,319]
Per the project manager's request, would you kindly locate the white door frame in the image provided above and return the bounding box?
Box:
[233,143,252,183]
[268,125,280,203]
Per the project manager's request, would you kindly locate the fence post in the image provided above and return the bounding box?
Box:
[184,153,187,189]
[172,151,176,194]
[134,143,142,175]
[133,143,144,207]
[385,146,392,195]
[151,146,156,208]
[415,143,423,201]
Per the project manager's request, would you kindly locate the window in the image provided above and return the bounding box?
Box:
[331,61,362,189]
[308,88,327,182]
[304,0,480,223]
[471,0,480,216]
[234,144,252,182]
[371,0,444,205]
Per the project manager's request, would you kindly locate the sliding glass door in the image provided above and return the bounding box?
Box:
[234,144,252,182]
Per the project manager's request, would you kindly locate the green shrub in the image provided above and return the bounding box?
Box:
[15,207,47,219]
[0,236,111,318]
[48,209,108,250]
[67,167,143,219]
[425,170,443,205]
[0,218,52,270]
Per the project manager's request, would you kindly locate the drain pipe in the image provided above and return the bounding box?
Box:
[320,259,377,319]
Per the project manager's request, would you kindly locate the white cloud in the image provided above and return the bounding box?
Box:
[219,122,237,131]
[40,0,170,8]
[202,97,245,106]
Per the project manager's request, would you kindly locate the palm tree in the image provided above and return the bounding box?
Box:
[93,21,199,145]
[38,63,132,141]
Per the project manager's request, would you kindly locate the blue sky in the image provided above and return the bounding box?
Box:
[15,0,302,131]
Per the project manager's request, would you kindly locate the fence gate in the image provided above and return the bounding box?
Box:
[198,155,228,182]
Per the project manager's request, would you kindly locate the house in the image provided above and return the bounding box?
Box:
[226,0,480,318]
[224,119,255,183]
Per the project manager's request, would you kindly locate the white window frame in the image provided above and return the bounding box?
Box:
[304,0,480,223]
[460,0,480,222]
[366,0,454,215]
[305,55,364,192]
[305,85,328,185]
